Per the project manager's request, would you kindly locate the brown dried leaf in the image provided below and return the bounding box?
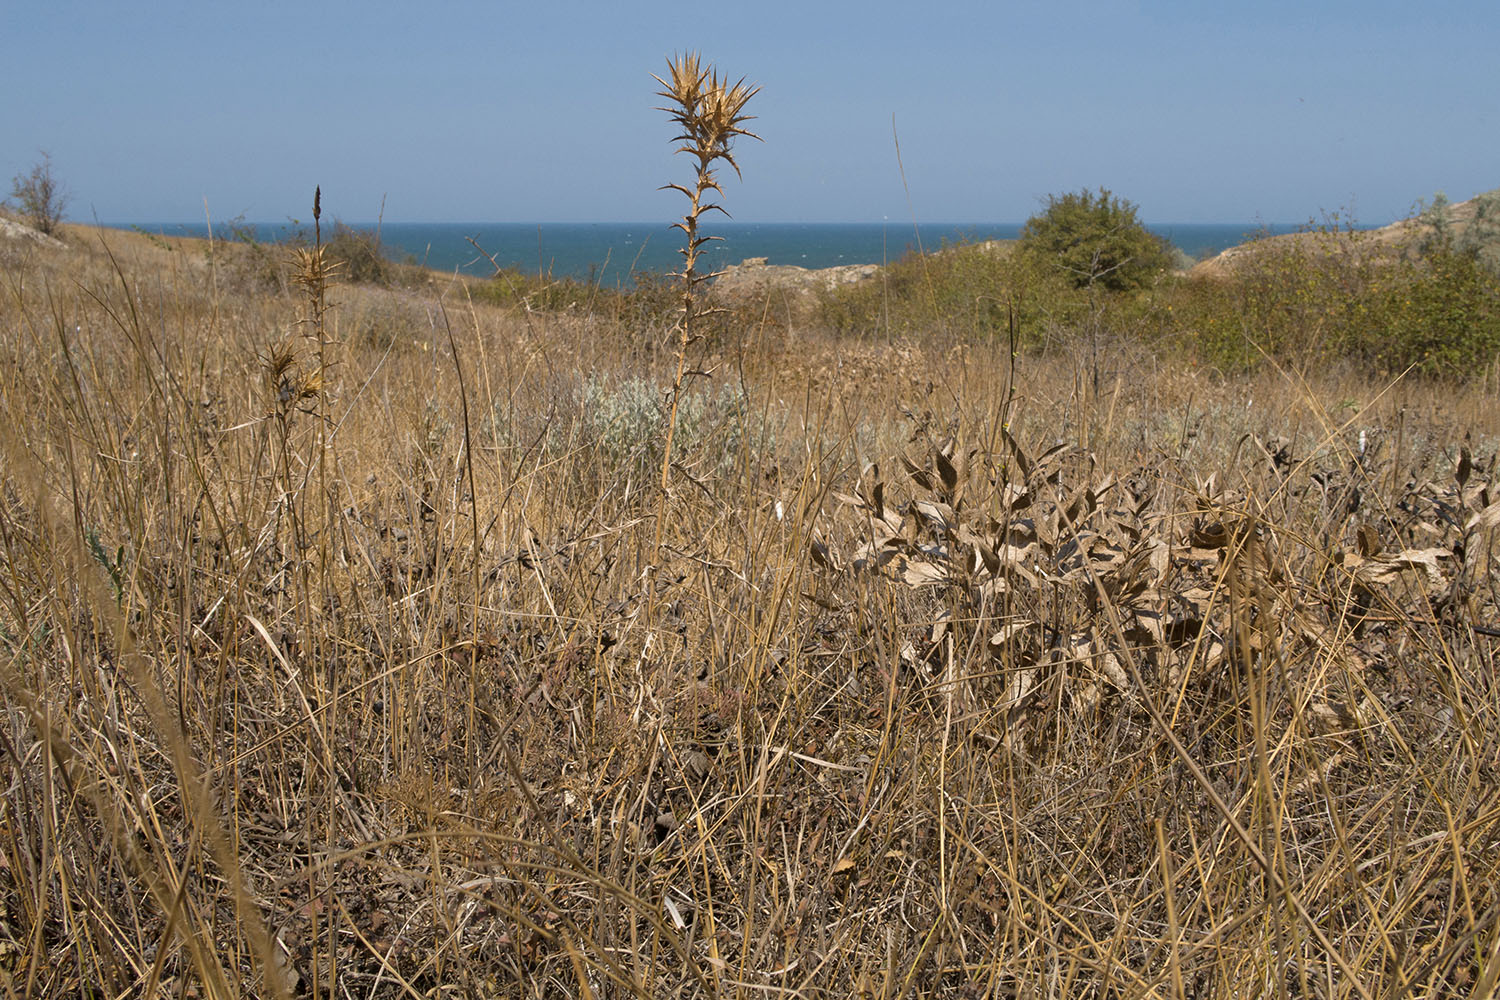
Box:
[1354,547,1452,587]
[988,619,1037,650]
[1098,648,1130,691]
[900,558,950,587]
[810,538,841,572]
[1148,538,1171,583]
[935,447,959,497]
[912,499,956,532]
[901,455,934,491]
[1191,522,1229,549]
[1467,501,1500,531]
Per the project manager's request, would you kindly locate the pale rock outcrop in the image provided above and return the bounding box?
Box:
[0,214,68,250]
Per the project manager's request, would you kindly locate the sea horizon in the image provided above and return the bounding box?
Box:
[111,219,1354,282]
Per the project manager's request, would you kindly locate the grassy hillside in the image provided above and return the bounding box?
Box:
[1,221,1499,998]
[815,207,1500,379]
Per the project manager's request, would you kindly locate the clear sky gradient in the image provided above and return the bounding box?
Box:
[4,1,1496,226]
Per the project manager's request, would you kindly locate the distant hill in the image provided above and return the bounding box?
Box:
[1190,189,1500,279]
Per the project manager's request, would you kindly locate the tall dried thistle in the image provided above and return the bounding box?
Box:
[269,188,342,681]
[653,53,759,500]
[269,188,339,427]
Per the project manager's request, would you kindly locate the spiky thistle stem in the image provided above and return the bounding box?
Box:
[652,53,759,511]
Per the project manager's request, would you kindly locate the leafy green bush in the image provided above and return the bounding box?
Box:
[1466,189,1500,275]
[1018,188,1172,291]
[1161,217,1500,377]
[805,196,1500,380]
[1417,188,1500,276]
[816,240,1086,343]
[203,217,423,293]
[1366,246,1500,375]
[1230,223,1385,366]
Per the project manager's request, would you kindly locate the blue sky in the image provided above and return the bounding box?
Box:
[3,1,1496,225]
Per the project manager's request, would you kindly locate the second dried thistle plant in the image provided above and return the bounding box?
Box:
[653,53,760,500]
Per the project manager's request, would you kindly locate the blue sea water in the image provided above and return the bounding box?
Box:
[117,220,1312,283]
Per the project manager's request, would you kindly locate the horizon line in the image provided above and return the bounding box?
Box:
[100,218,1362,229]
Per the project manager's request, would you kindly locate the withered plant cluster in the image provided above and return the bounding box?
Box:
[1,81,1500,1000]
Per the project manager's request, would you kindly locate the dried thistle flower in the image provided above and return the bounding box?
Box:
[654,52,760,189]
[653,53,760,502]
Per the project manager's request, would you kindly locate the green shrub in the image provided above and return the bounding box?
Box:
[1367,246,1500,376]
[1162,217,1500,377]
[816,240,1086,344]
[469,267,594,311]
[1417,188,1500,276]
[1232,223,1385,365]
[1018,188,1172,292]
[203,218,408,290]
[1466,189,1500,274]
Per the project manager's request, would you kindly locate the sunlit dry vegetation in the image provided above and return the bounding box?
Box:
[3,141,1500,999]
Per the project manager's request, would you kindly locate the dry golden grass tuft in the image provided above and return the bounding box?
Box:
[3,199,1500,996]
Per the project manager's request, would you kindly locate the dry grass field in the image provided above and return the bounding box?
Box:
[2,212,1499,999]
